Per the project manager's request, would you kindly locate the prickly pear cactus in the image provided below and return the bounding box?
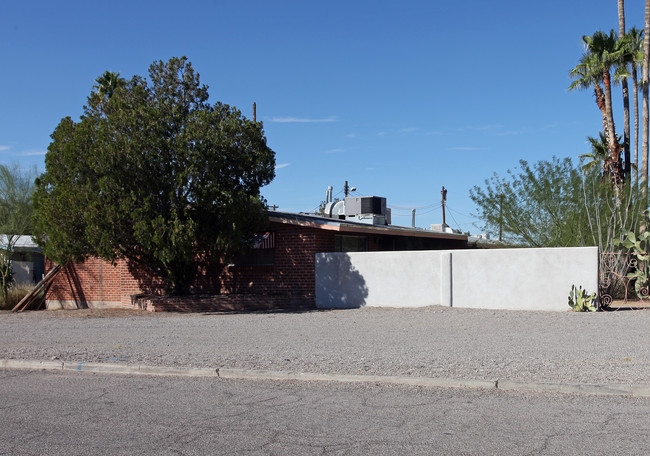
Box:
[568,285,598,312]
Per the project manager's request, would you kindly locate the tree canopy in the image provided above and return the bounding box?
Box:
[470,157,607,247]
[33,57,275,294]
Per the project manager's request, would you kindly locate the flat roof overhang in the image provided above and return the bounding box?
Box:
[268,212,467,241]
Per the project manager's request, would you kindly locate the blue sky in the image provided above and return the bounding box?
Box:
[1,0,646,233]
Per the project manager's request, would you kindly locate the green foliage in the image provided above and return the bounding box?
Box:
[568,285,598,312]
[470,156,644,251]
[469,157,591,246]
[93,71,125,101]
[614,224,650,298]
[33,57,275,294]
[0,164,37,304]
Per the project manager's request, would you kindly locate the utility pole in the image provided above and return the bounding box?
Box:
[499,194,504,242]
[253,102,256,123]
[344,181,350,197]
[441,186,447,226]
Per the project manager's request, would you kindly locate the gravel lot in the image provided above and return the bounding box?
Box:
[1,306,649,385]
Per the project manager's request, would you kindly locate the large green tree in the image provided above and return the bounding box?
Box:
[33,57,275,294]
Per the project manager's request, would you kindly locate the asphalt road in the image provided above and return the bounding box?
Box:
[2,369,650,455]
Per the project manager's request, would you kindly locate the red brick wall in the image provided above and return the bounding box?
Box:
[220,224,335,298]
[45,222,335,310]
[46,258,128,308]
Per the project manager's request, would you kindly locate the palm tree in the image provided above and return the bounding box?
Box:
[641,0,650,209]
[569,59,609,140]
[619,0,632,181]
[621,27,645,185]
[570,30,627,185]
[94,71,125,100]
[580,132,621,177]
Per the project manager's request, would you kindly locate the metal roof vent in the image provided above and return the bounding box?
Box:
[324,200,346,219]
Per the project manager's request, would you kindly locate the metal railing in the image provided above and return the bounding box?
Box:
[599,252,649,308]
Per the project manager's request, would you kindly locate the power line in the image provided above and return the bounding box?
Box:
[445,204,482,222]
[448,210,462,232]
[417,206,442,216]
[390,202,440,210]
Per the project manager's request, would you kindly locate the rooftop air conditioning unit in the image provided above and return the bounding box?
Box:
[344,196,388,225]
[344,196,386,217]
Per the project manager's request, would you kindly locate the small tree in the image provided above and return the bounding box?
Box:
[33,57,275,294]
[0,164,36,304]
[470,157,589,247]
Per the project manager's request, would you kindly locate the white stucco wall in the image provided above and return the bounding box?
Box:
[315,251,443,309]
[315,246,599,311]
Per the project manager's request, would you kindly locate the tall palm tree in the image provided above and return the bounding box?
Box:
[619,0,632,181]
[570,30,626,185]
[641,0,650,209]
[621,27,644,185]
[570,59,609,140]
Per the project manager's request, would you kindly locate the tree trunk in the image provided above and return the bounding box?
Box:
[642,0,650,209]
[634,66,640,186]
[620,0,631,180]
[603,69,623,184]
[594,84,609,134]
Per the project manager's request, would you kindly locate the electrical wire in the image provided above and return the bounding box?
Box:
[390,202,440,211]
[448,210,463,232]
[445,204,481,221]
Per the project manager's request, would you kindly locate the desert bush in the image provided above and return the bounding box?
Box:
[0,282,41,310]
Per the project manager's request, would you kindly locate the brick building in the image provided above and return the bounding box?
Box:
[45,211,467,312]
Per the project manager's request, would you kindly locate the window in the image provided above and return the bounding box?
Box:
[231,232,275,266]
[334,235,368,252]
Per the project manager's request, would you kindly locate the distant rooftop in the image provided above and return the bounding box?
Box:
[0,235,41,251]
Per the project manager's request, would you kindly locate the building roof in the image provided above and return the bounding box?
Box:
[0,235,41,252]
[268,211,468,241]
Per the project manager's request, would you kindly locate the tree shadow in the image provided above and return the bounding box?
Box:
[124,260,167,295]
[61,262,88,309]
[315,253,368,309]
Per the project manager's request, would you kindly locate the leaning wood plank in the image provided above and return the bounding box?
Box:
[12,263,64,312]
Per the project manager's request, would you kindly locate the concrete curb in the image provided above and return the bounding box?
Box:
[496,380,650,397]
[2,359,650,397]
[0,359,64,371]
[217,368,497,390]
